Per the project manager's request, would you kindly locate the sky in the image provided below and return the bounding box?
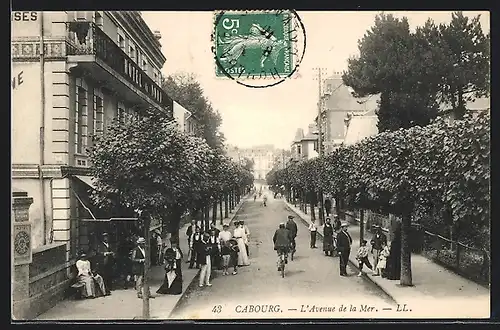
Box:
[141,11,490,150]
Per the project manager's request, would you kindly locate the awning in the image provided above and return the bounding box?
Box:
[74,175,96,189]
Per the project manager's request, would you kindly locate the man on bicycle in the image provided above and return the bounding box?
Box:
[286,215,298,253]
[273,222,292,271]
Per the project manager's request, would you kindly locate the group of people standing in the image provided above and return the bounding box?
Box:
[184,219,251,287]
[307,214,402,279]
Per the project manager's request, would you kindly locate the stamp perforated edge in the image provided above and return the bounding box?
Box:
[211,9,304,82]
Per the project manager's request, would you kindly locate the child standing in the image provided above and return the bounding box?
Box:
[356,240,373,276]
[228,238,239,275]
[377,242,390,278]
[308,220,318,248]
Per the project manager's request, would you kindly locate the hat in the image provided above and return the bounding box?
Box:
[287,215,294,220]
[137,237,146,244]
[102,232,109,236]
[78,250,87,258]
[341,222,349,227]
[223,223,229,228]
[373,224,380,228]
[279,222,285,226]
[325,217,331,221]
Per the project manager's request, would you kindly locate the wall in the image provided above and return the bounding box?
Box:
[12,62,42,164]
[12,179,52,249]
[11,11,41,38]
[305,140,318,160]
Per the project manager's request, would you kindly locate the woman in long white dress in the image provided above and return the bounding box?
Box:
[233,221,250,266]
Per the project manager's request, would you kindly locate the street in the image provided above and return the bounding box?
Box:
[171,194,395,319]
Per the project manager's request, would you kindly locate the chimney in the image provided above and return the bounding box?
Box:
[153,30,162,41]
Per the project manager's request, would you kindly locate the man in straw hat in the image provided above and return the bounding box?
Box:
[131,237,153,299]
[337,222,353,276]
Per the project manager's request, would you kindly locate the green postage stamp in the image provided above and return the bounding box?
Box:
[213,10,305,83]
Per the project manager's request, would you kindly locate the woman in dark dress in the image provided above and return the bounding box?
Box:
[323,218,335,256]
[384,226,401,280]
[156,248,182,295]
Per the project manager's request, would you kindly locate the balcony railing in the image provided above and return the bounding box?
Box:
[66,21,172,116]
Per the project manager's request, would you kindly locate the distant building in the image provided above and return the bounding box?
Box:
[226,144,280,180]
[315,72,379,153]
[343,109,378,146]
[172,101,200,135]
[291,123,319,161]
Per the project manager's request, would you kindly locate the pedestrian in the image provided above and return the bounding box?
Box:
[186,220,198,263]
[74,251,107,298]
[156,248,182,295]
[96,232,115,295]
[337,222,353,276]
[198,233,213,287]
[228,238,239,275]
[308,219,317,248]
[324,198,332,217]
[233,221,250,266]
[333,215,342,232]
[356,240,373,276]
[208,228,221,270]
[218,224,232,275]
[377,242,390,277]
[170,239,183,279]
[240,221,251,257]
[131,237,153,299]
[189,226,202,269]
[370,225,387,276]
[323,218,335,256]
[285,215,298,253]
[156,230,164,265]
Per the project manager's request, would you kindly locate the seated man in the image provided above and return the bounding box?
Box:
[75,251,107,298]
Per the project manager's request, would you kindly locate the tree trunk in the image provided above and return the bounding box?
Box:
[318,190,324,225]
[309,191,316,220]
[400,210,413,286]
[224,193,229,218]
[335,196,341,219]
[360,209,365,244]
[219,198,224,225]
[204,205,210,232]
[169,208,182,244]
[212,200,217,226]
[142,215,151,319]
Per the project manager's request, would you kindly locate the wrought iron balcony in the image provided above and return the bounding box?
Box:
[66,21,172,115]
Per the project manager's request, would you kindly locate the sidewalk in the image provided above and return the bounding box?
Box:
[284,201,490,318]
[36,197,248,320]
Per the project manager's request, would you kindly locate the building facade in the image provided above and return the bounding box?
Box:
[173,101,200,135]
[11,11,172,317]
[226,144,278,180]
[315,72,379,153]
[290,124,319,161]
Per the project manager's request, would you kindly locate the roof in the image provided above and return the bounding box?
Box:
[293,128,305,143]
[344,115,378,146]
[323,77,380,112]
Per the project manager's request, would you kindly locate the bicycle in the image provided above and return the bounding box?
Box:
[277,249,288,278]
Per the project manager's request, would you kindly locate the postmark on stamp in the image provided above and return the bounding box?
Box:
[212,10,306,88]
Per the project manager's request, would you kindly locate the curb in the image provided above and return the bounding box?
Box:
[283,201,398,305]
[167,196,249,318]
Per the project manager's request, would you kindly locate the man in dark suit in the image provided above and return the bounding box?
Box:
[370,225,387,276]
[186,219,198,262]
[337,222,353,276]
[285,215,298,253]
[96,232,115,294]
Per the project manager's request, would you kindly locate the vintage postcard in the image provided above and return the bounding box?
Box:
[11,10,490,321]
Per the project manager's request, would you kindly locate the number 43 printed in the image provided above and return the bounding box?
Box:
[212,305,223,313]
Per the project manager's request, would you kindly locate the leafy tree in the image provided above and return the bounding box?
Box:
[242,157,255,172]
[438,12,490,119]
